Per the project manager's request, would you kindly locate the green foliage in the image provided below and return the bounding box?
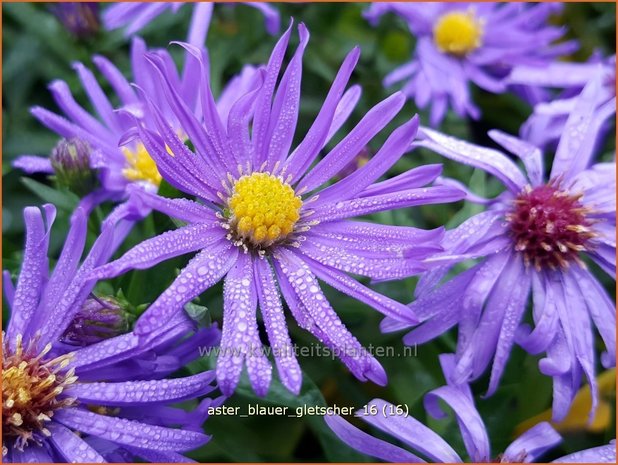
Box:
[2,2,615,462]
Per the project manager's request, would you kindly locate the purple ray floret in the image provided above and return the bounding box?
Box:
[364,2,578,126]
[2,203,220,463]
[90,23,465,397]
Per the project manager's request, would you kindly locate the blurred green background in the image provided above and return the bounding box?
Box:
[2,2,616,462]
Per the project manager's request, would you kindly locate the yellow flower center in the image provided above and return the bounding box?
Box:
[433,10,483,56]
[122,144,162,188]
[3,334,77,450]
[227,172,302,248]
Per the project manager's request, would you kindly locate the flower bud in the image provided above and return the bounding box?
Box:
[61,296,131,346]
[51,3,100,39]
[50,138,97,196]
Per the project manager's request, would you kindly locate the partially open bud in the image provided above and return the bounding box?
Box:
[51,3,100,39]
[50,138,97,196]
[61,295,131,346]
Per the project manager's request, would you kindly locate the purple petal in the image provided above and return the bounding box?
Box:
[314,116,419,206]
[297,92,406,193]
[552,78,617,181]
[66,371,216,406]
[46,79,110,142]
[517,272,559,355]
[324,414,424,463]
[572,266,616,368]
[325,84,362,144]
[424,386,490,462]
[48,423,106,463]
[403,263,480,342]
[383,62,418,87]
[135,242,238,337]
[254,257,302,394]
[54,408,209,452]
[300,253,418,324]
[7,205,55,346]
[299,238,427,281]
[145,48,233,176]
[360,164,442,198]
[311,185,465,223]
[12,155,54,174]
[133,76,225,196]
[276,249,386,385]
[285,47,361,182]
[3,270,15,308]
[102,3,148,29]
[558,271,599,421]
[93,54,138,107]
[265,24,310,170]
[508,61,604,88]
[217,253,272,396]
[360,398,462,462]
[122,113,219,203]
[310,219,443,246]
[504,422,561,463]
[187,2,213,46]
[70,332,140,370]
[128,188,218,225]
[417,127,528,193]
[488,130,543,187]
[91,222,225,279]
[543,332,578,422]
[30,106,118,156]
[71,312,192,373]
[72,61,121,134]
[454,253,526,384]
[36,207,88,326]
[486,258,531,396]
[226,69,266,165]
[217,64,262,128]
[8,442,55,462]
[123,3,171,36]
[252,21,294,166]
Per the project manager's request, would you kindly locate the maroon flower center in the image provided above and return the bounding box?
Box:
[507,182,595,271]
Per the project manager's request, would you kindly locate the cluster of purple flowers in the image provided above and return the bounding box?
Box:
[4,2,615,463]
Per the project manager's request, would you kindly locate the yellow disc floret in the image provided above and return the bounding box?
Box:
[122,144,162,188]
[228,172,302,248]
[434,10,483,56]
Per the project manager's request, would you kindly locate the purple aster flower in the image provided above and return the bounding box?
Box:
[364,3,577,126]
[325,354,574,463]
[2,203,221,462]
[103,2,280,46]
[13,36,260,215]
[508,55,616,149]
[90,23,465,397]
[387,77,616,422]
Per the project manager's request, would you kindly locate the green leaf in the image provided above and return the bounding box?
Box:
[20,177,79,212]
